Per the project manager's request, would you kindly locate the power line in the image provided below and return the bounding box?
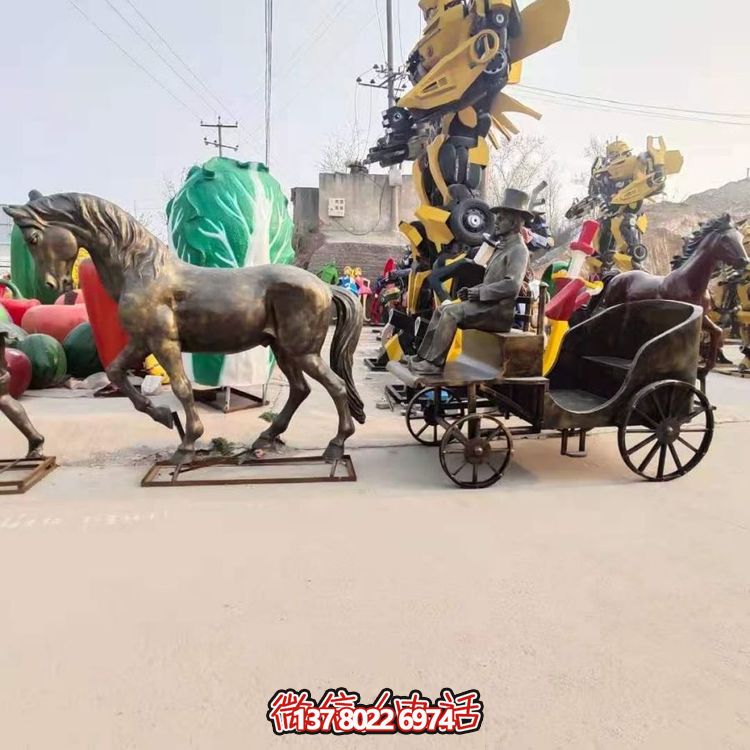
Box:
[516,84,750,123]
[396,0,405,66]
[374,0,387,60]
[516,86,750,127]
[265,0,273,166]
[68,0,202,119]
[273,11,377,124]
[101,0,219,115]
[249,0,358,110]
[120,0,239,120]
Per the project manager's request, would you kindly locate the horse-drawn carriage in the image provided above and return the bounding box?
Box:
[388,299,714,488]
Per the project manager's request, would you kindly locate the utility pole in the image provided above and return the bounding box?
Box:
[265,0,274,167]
[386,0,401,232]
[201,116,239,157]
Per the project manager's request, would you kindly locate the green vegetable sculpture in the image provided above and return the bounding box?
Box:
[11,225,58,303]
[166,157,295,387]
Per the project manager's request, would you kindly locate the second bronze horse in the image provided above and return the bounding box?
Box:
[599,214,750,371]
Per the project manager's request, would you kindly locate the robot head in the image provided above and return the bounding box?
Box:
[606,140,631,159]
[419,0,440,22]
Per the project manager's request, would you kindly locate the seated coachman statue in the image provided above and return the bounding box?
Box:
[409,188,532,375]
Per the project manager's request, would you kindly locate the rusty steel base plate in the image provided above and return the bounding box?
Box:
[141,453,357,488]
[0,457,58,495]
[713,366,749,379]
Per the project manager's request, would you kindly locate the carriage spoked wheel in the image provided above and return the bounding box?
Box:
[405,387,466,446]
[618,380,714,482]
[439,413,513,489]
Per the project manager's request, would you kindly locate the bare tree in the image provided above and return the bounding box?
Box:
[163,168,189,206]
[487,132,568,236]
[319,128,365,173]
[573,134,607,186]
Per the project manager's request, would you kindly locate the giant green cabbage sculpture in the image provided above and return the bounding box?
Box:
[166,157,295,387]
[11,225,58,303]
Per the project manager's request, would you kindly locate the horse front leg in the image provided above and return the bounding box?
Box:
[148,338,204,464]
[106,341,174,430]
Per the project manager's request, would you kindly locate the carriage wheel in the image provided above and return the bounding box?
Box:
[405,387,465,446]
[439,413,513,489]
[618,380,714,482]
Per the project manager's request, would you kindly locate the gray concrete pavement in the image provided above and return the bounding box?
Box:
[1,329,749,748]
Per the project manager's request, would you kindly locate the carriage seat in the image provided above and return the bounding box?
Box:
[456,329,544,379]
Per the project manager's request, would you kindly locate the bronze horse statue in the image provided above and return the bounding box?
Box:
[599,214,750,370]
[4,193,365,464]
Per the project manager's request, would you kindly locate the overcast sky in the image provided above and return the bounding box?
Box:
[2,0,750,224]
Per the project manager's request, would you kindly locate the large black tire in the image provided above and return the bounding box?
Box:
[449,199,495,247]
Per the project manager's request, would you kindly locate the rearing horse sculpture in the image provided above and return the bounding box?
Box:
[4,194,366,463]
[599,214,750,371]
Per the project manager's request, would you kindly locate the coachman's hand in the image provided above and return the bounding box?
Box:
[458,287,479,301]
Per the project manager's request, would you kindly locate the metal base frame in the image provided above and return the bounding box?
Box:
[560,428,588,458]
[713,366,749,379]
[364,357,389,372]
[385,383,414,407]
[0,457,58,495]
[194,386,267,414]
[141,453,357,488]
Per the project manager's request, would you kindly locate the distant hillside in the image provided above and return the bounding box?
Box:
[534,179,750,275]
[645,179,750,274]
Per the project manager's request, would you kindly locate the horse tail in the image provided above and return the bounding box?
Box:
[330,286,366,424]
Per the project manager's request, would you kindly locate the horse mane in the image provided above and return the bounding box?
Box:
[671,213,733,270]
[21,193,168,280]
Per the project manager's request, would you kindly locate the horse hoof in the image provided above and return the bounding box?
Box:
[168,448,194,466]
[152,406,175,430]
[323,443,345,462]
[252,436,285,453]
[26,438,44,459]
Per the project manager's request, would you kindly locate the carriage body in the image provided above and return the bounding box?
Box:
[388,299,713,488]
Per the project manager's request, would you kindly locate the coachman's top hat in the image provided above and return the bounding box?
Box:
[491,188,534,222]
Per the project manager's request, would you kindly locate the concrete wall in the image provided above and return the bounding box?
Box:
[290,187,319,236]
[307,240,402,282]
[317,172,419,235]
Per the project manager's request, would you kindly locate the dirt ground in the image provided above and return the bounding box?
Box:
[1,328,749,749]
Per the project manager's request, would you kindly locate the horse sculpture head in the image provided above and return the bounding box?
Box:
[4,193,164,295]
[692,214,748,270]
[3,194,83,293]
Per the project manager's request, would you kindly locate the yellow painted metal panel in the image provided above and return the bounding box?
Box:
[509,0,570,63]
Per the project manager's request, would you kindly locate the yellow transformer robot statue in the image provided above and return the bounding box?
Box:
[366,0,570,360]
[566,137,684,274]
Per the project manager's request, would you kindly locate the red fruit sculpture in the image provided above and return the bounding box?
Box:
[21,304,89,343]
[4,347,32,399]
[1,297,40,326]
